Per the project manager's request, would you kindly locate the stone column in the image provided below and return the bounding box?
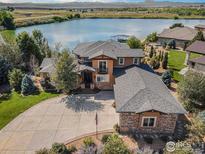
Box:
[184,51,191,65]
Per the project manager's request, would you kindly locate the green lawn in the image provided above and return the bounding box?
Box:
[0,30,16,44]
[168,50,201,82]
[0,92,59,129]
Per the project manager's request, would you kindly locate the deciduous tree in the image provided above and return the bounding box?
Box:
[8,69,24,92]
[127,36,142,49]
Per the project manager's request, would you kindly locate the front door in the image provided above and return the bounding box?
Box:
[84,71,92,88]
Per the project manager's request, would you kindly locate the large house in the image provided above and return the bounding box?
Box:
[73,40,144,90]
[40,40,187,136]
[114,66,187,135]
[158,26,198,49]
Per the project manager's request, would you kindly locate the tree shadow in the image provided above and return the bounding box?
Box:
[60,95,104,112]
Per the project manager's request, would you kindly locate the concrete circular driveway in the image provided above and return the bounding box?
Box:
[0,91,118,154]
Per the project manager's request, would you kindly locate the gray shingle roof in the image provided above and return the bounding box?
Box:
[73,40,144,59]
[186,41,205,55]
[195,24,205,29]
[189,56,205,65]
[114,66,187,114]
[158,26,197,41]
[40,58,57,74]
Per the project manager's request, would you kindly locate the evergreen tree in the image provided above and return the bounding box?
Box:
[149,46,154,58]
[162,52,168,69]
[8,69,24,92]
[21,75,36,95]
[0,56,11,85]
[161,70,172,88]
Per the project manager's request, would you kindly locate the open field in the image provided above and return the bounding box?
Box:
[0,92,59,129]
[168,50,201,82]
[11,9,205,28]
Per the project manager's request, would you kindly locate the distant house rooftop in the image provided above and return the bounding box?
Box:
[114,66,187,114]
[73,40,144,59]
[195,24,205,29]
[186,41,205,55]
[158,26,197,41]
[189,56,205,65]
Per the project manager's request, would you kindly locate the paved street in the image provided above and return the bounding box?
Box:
[0,91,118,154]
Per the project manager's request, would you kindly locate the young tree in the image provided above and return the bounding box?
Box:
[8,69,24,92]
[103,134,131,154]
[162,52,168,69]
[145,32,158,43]
[52,50,79,94]
[161,70,172,88]
[127,36,142,49]
[177,71,205,111]
[21,74,36,95]
[0,56,11,85]
[0,11,15,29]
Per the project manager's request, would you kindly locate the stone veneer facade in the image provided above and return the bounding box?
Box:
[119,111,178,134]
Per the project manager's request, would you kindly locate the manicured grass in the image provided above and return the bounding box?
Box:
[168,50,201,82]
[0,30,16,44]
[0,92,59,129]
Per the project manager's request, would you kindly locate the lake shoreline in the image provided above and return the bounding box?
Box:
[14,16,205,29]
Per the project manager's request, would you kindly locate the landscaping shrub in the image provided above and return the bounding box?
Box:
[197,111,205,122]
[35,148,50,154]
[150,57,160,69]
[162,52,168,69]
[8,68,24,92]
[161,70,172,88]
[67,145,77,153]
[127,36,142,49]
[103,134,131,154]
[113,124,120,133]
[143,137,153,144]
[21,74,36,95]
[83,137,95,148]
[101,134,112,144]
[50,143,69,154]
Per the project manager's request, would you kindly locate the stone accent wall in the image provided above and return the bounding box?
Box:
[119,112,178,134]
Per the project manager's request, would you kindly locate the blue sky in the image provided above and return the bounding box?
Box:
[0,0,204,3]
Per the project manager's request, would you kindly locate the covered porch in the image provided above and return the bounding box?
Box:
[79,65,96,89]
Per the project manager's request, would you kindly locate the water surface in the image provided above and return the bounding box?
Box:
[16,19,205,50]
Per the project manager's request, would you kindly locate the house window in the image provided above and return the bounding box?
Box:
[142,117,156,127]
[118,58,125,65]
[98,60,107,73]
[96,74,109,82]
[133,58,140,65]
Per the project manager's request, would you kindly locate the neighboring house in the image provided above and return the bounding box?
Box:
[39,58,57,78]
[73,40,144,90]
[157,26,197,49]
[184,40,205,73]
[195,24,205,31]
[114,66,187,135]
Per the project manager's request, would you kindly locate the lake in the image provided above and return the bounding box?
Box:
[16,18,205,50]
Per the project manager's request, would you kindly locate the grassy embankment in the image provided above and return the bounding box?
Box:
[168,50,201,82]
[0,92,59,129]
[11,9,205,28]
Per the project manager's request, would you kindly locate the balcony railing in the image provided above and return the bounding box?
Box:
[96,68,108,74]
